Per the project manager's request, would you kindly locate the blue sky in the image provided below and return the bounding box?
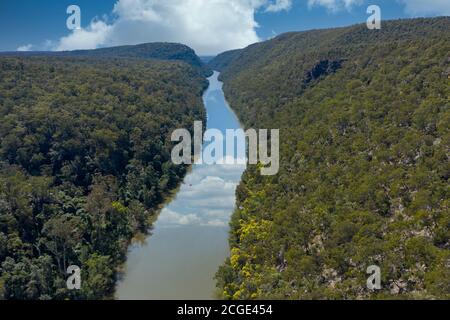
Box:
[0,0,114,51]
[0,0,448,54]
[256,0,406,38]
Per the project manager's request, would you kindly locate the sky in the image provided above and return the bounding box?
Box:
[0,0,448,55]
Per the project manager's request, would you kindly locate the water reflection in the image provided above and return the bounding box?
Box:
[116,72,246,300]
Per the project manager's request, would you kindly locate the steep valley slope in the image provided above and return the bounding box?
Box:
[211,17,450,299]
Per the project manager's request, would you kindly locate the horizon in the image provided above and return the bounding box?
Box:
[1,0,449,55]
[2,15,448,57]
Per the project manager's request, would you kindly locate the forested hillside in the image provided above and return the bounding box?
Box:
[208,49,242,74]
[1,42,211,75]
[212,17,450,299]
[0,56,207,299]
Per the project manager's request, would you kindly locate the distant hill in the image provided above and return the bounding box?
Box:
[1,42,211,75]
[212,17,450,300]
[208,49,242,72]
[199,56,215,64]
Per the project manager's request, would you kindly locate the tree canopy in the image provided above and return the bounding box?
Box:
[211,17,450,300]
[0,56,207,299]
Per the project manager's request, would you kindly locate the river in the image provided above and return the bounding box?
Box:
[116,71,246,300]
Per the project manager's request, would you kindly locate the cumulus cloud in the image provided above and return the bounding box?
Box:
[17,44,33,51]
[55,21,112,51]
[397,0,450,16]
[54,0,293,55]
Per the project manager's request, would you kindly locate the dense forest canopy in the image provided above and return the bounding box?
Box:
[0,42,211,76]
[211,17,450,299]
[0,55,207,299]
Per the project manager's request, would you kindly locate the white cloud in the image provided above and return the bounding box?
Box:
[156,162,245,228]
[54,0,293,55]
[266,0,292,12]
[307,0,363,12]
[397,0,450,16]
[205,219,228,227]
[158,207,229,227]
[55,20,112,51]
[17,44,33,52]
[158,208,202,226]
[308,0,450,15]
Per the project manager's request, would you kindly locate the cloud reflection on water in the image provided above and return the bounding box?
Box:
[157,72,246,228]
